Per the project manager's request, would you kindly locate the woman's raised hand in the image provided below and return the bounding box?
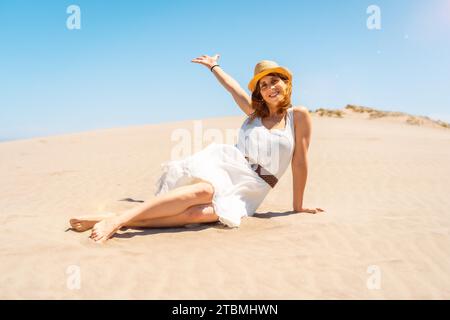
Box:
[191,54,220,69]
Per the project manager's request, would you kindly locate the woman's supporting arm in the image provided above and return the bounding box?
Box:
[292,106,323,213]
[292,108,309,211]
[292,161,308,211]
[191,54,254,116]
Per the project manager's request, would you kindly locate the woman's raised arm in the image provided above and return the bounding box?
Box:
[191,54,254,116]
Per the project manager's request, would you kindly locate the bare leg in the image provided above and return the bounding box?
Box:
[71,203,218,231]
[70,181,214,232]
[124,203,218,228]
[90,181,216,243]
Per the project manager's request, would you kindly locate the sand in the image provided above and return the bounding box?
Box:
[1,109,449,299]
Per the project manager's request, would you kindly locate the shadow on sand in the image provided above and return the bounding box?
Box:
[112,222,222,239]
[252,210,298,219]
[118,198,145,203]
[109,210,298,239]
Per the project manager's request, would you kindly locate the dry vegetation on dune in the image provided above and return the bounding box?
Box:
[310,104,450,129]
[345,104,407,119]
[346,104,450,128]
[312,108,344,118]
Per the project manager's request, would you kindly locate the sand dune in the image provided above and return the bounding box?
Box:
[1,108,449,299]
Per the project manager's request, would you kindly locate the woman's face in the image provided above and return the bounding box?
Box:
[258,74,288,106]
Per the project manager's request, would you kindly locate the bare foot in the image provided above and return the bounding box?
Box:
[90,216,124,243]
[69,212,117,232]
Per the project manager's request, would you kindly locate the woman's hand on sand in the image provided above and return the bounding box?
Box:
[294,207,325,214]
[191,54,220,69]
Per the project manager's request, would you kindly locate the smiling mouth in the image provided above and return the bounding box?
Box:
[268,91,279,98]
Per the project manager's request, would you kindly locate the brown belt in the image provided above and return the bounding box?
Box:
[245,156,278,188]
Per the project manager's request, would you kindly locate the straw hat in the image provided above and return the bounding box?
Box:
[247,60,292,92]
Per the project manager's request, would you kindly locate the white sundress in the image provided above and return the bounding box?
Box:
[154,106,296,227]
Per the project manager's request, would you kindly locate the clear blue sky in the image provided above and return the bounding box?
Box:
[1,0,449,141]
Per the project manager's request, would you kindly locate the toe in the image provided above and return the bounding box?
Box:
[96,236,107,244]
[94,232,103,240]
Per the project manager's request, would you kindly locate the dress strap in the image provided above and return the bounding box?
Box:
[286,106,296,138]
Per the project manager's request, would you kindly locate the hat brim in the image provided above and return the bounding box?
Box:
[247,67,292,92]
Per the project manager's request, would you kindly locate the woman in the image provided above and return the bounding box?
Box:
[69,54,325,243]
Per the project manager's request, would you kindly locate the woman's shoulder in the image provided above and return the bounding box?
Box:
[291,105,309,114]
[290,105,312,128]
[291,105,311,119]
